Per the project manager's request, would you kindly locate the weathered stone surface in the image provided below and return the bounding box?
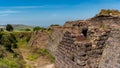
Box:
[50,15,120,68]
[30,14,120,68]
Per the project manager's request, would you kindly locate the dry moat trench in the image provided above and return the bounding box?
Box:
[17,35,55,68]
[19,46,55,68]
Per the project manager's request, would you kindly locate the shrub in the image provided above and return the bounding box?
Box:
[50,24,59,27]
[12,43,18,48]
[24,28,31,31]
[33,26,41,31]
[9,33,17,43]
[0,33,3,44]
[36,48,55,62]
[99,9,120,16]
[0,28,4,32]
[26,36,31,42]
[26,53,39,61]
[0,33,17,52]
[6,24,14,31]
[1,34,12,47]
[13,52,19,58]
[0,58,20,68]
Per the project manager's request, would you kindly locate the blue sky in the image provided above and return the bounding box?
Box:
[0,0,120,26]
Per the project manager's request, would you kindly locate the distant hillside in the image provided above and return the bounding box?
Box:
[0,24,33,31]
[12,24,33,31]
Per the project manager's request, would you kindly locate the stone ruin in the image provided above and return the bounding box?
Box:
[29,12,120,68]
[48,15,120,68]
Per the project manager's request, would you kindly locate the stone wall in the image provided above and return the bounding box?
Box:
[55,26,110,68]
[48,15,120,68]
[30,15,120,68]
[99,26,120,68]
[29,31,49,48]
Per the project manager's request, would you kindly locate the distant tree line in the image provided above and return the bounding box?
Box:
[33,26,46,31]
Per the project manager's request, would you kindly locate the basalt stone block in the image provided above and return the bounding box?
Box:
[79,56,88,61]
[78,60,86,66]
[85,43,92,48]
[97,41,105,45]
[79,51,86,56]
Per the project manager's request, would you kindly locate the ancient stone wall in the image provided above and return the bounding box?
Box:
[29,31,49,48]
[30,15,120,68]
[49,15,120,68]
[99,26,120,68]
[55,26,110,68]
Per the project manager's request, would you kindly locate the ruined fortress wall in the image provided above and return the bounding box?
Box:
[55,26,110,68]
[47,26,73,56]
[49,16,120,68]
[99,27,120,68]
[29,15,120,68]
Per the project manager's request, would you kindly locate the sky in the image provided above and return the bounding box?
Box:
[0,0,120,27]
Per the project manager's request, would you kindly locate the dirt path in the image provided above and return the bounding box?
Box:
[39,64,55,68]
[19,47,55,68]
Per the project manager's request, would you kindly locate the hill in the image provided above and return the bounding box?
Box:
[0,24,33,31]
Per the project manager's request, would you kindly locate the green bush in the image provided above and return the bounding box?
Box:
[36,48,55,62]
[24,28,31,31]
[99,9,120,15]
[33,26,41,31]
[26,53,39,61]
[0,58,20,68]
[0,33,17,52]
[13,52,19,58]
[26,36,31,42]
[0,28,4,32]
[6,24,14,31]
[50,24,59,27]
[12,43,18,48]
[9,33,17,43]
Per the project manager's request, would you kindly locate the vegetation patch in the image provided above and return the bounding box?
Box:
[34,48,55,62]
[25,48,55,62]
[0,58,20,68]
[26,53,39,61]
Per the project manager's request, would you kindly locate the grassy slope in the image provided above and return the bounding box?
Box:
[0,30,55,68]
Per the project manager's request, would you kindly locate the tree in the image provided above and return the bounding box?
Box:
[24,28,31,31]
[6,24,14,31]
[33,26,41,31]
[1,33,17,52]
[0,28,4,32]
[50,24,59,27]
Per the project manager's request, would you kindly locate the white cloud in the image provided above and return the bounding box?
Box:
[0,6,45,9]
[12,6,44,9]
[0,10,20,14]
[0,5,69,9]
[0,10,20,17]
[0,14,10,16]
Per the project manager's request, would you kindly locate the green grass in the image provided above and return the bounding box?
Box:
[25,48,55,62]
[0,31,32,68]
[0,58,20,68]
[34,48,55,62]
[17,39,27,48]
[0,31,55,68]
[26,53,39,61]
[26,65,32,68]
